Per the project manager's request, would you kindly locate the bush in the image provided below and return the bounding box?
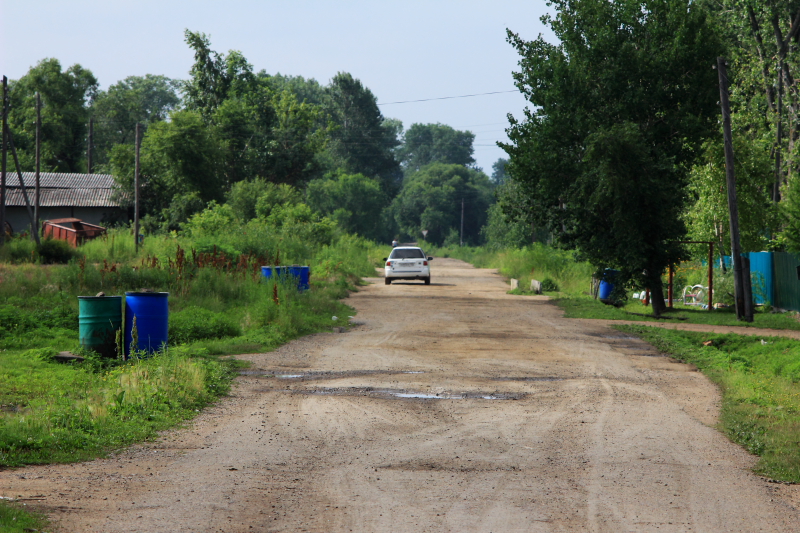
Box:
[541,278,559,292]
[37,238,76,264]
[169,307,242,344]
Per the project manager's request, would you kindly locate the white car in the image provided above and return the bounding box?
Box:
[384,246,432,285]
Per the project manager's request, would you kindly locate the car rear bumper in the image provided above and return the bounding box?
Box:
[385,268,429,280]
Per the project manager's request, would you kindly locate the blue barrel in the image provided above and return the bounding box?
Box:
[288,266,310,291]
[598,269,618,301]
[261,265,310,291]
[124,292,169,356]
[261,266,289,280]
[598,280,614,300]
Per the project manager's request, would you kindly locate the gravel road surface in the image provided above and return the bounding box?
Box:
[2,258,799,532]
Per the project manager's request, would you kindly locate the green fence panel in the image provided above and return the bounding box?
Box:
[773,252,800,312]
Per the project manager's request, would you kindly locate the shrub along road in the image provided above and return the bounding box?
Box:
[2,258,799,531]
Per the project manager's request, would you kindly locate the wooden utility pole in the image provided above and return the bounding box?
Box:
[134,123,141,254]
[717,57,753,322]
[7,126,40,244]
[1,76,7,246]
[460,198,464,247]
[87,117,94,174]
[35,92,41,236]
[775,65,783,202]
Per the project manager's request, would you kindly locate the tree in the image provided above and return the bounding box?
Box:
[8,58,98,172]
[183,30,257,120]
[322,72,402,194]
[480,179,538,249]
[491,158,509,187]
[398,123,476,172]
[503,0,722,315]
[111,110,224,217]
[305,172,387,241]
[686,135,779,255]
[91,74,181,168]
[391,163,492,246]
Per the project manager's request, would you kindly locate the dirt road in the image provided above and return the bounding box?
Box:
[3,258,800,532]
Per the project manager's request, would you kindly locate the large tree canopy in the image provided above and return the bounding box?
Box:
[391,163,492,246]
[305,172,387,241]
[502,0,722,314]
[398,123,476,173]
[90,74,181,168]
[322,72,403,194]
[8,58,98,172]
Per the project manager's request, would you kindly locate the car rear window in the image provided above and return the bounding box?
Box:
[390,248,425,259]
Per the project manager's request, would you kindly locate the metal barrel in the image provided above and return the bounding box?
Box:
[262,266,309,291]
[78,296,122,358]
[124,292,169,356]
[287,266,310,291]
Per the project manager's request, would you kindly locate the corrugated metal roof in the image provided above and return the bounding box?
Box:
[4,188,120,208]
[3,172,115,189]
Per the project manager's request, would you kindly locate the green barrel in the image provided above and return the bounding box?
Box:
[78,296,122,358]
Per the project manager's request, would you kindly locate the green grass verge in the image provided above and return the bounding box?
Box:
[554,294,800,330]
[0,500,48,533]
[619,324,800,482]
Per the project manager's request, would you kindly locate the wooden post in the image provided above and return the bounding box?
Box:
[134,123,141,254]
[6,126,40,244]
[35,92,41,238]
[717,57,751,321]
[708,242,714,310]
[668,264,674,308]
[460,197,464,247]
[87,117,93,174]
[775,64,783,202]
[1,76,7,246]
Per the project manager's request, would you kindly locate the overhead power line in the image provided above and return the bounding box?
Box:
[378,90,519,106]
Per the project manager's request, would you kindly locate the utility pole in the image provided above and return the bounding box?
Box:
[717,57,753,322]
[1,76,7,246]
[460,197,464,247]
[7,126,40,244]
[775,64,783,202]
[87,117,93,174]
[134,122,141,254]
[35,92,41,236]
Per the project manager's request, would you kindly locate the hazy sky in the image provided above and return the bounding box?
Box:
[1,1,553,172]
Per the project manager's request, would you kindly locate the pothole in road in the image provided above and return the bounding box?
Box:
[238,369,426,380]
[491,376,563,382]
[281,387,526,401]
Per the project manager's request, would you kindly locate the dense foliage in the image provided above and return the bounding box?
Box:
[501,0,723,314]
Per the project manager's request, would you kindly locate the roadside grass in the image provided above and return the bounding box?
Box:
[0,500,48,532]
[555,294,800,330]
[438,244,800,331]
[0,230,376,469]
[433,243,594,294]
[619,324,800,482]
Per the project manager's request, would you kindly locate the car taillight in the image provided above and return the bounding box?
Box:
[386,261,392,266]
[423,261,428,266]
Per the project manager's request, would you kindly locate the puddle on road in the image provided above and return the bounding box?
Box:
[280,387,526,401]
[239,369,426,380]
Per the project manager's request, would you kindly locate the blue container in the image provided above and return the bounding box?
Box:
[261,265,310,291]
[598,280,614,300]
[261,266,289,280]
[124,292,169,356]
[598,269,618,301]
[288,266,310,291]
